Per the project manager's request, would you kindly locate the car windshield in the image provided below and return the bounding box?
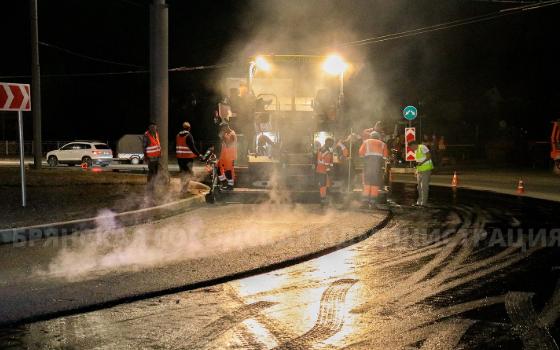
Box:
[94,144,111,149]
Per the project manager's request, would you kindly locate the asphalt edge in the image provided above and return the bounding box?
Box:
[0,209,393,328]
[0,189,208,245]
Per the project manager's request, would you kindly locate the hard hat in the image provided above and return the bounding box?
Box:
[370,131,381,139]
[182,122,191,130]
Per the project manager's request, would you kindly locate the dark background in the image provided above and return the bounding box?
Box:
[0,0,559,162]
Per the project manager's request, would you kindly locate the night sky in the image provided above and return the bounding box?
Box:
[1,0,559,153]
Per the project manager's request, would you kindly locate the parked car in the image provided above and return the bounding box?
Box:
[46,141,113,167]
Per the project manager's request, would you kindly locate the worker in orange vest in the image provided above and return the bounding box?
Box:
[316,137,335,207]
[176,121,201,192]
[218,123,237,190]
[359,131,388,208]
[143,121,161,186]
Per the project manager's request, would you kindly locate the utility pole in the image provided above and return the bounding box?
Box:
[30,0,42,169]
[150,0,168,174]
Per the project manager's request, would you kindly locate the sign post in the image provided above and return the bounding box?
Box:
[403,106,418,166]
[1,82,31,207]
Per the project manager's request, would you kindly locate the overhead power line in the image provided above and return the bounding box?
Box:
[2,0,558,79]
[39,41,145,68]
[0,63,232,79]
[338,0,560,48]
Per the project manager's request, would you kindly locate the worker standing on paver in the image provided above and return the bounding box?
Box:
[409,140,434,206]
[218,123,237,190]
[143,121,161,189]
[175,121,201,192]
[359,131,388,208]
[316,137,335,207]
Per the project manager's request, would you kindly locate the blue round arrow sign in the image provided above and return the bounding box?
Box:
[403,105,418,121]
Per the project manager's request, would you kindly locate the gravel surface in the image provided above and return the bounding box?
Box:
[0,167,197,229]
[0,203,387,325]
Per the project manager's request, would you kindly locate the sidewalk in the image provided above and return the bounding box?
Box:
[393,168,560,202]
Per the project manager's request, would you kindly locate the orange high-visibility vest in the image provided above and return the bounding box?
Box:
[316,148,334,174]
[145,131,161,158]
[359,139,388,158]
[176,132,196,159]
[337,141,350,157]
[219,130,237,162]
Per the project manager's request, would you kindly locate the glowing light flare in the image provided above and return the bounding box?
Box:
[314,131,335,148]
[322,55,348,76]
[255,56,271,72]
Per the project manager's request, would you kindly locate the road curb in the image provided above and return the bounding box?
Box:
[0,190,208,245]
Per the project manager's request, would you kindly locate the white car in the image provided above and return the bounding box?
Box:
[47,141,113,167]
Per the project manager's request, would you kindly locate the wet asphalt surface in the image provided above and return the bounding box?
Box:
[2,183,560,349]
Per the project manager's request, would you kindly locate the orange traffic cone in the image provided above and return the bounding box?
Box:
[517,179,525,194]
[451,171,458,187]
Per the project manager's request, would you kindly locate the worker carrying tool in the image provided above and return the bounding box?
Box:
[316,137,335,207]
[218,122,237,190]
[175,121,201,192]
[359,131,388,208]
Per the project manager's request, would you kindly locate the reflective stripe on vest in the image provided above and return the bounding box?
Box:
[316,150,333,173]
[364,139,386,157]
[415,144,434,172]
[176,133,196,159]
[145,131,161,158]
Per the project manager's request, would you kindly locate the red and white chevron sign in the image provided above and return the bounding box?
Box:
[0,82,31,111]
[405,127,416,161]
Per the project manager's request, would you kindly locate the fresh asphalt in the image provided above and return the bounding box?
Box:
[1,183,560,349]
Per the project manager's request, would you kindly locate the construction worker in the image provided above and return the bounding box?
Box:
[143,121,161,187]
[359,131,388,208]
[409,140,434,206]
[176,122,201,192]
[218,123,237,190]
[316,137,335,207]
[362,120,385,141]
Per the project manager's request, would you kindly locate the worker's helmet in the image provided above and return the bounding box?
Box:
[370,131,381,139]
[182,122,191,131]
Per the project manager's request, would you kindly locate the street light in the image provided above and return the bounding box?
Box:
[322,54,347,96]
[322,54,350,191]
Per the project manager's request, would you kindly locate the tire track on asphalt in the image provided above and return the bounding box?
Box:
[177,301,277,349]
[274,278,357,349]
[224,284,298,345]
[505,292,559,350]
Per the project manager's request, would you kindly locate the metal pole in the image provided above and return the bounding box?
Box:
[30,0,42,169]
[150,0,168,174]
[347,128,352,193]
[18,111,26,207]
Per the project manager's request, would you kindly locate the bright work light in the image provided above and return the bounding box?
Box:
[255,56,271,71]
[322,54,348,76]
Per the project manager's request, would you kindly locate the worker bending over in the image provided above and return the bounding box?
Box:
[175,122,201,192]
[359,131,388,208]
